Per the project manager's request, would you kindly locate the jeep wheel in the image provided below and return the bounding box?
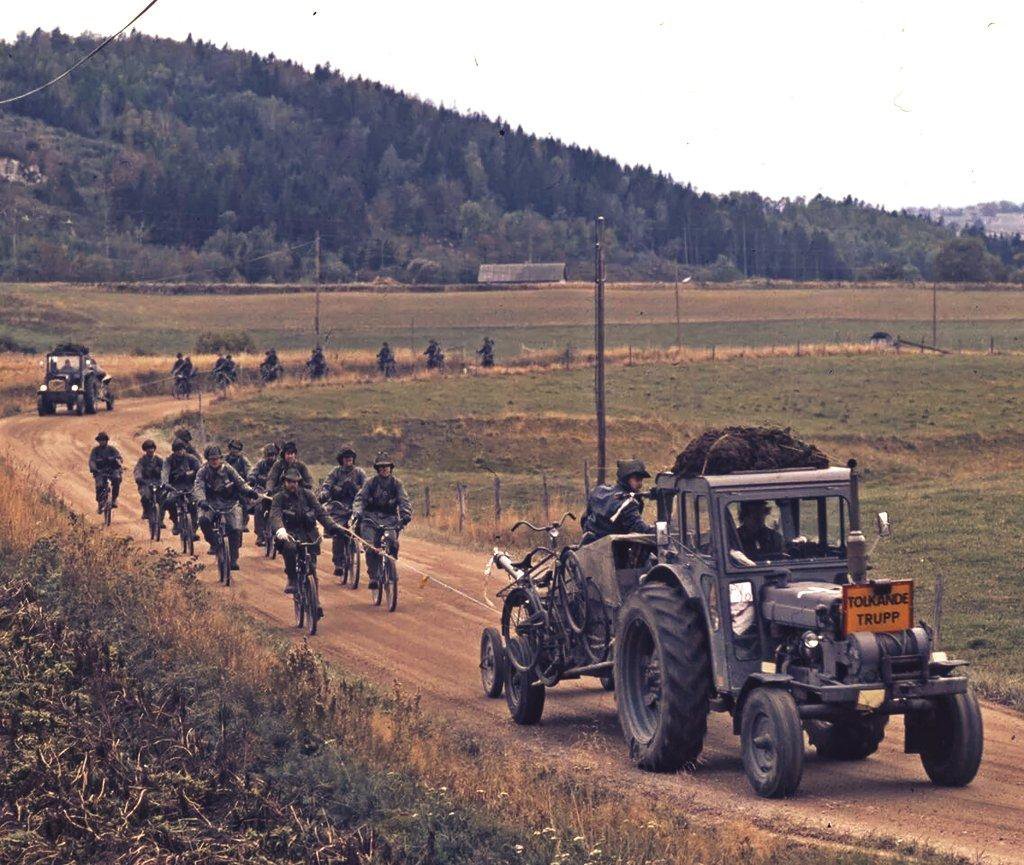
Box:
[105,397,115,411]
[741,688,804,798]
[37,397,53,416]
[919,691,983,787]
[807,716,887,760]
[504,637,545,724]
[73,395,85,415]
[614,582,710,771]
[84,386,97,414]
[479,627,506,698]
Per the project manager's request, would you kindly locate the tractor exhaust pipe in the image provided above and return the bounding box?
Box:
[847,458,868,584]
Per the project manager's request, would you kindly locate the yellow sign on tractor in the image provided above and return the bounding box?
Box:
[842,580,914,636]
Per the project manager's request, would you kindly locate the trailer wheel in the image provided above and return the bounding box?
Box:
[918,690,983,787]
[741,688,804,798]
[806,716,887,760]
[479,627,506,698]
[600,673,615,692]
[614,582,710,771]
[504,637,544,724]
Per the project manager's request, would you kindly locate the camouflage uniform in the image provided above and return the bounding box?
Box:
[194,460,253,567]
[270,483,344,587]
[249,446,279,543]
[162,448,201,533]
[581,460,654,542]
[226,444,252,530]
[319,463,367,569]
[89,441,123,507]
[267,456,313,494]
[133,450,165,521]
[352,467,412,583]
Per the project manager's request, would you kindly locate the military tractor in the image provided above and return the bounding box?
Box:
[37,343,115,416]
[480,437,983,798]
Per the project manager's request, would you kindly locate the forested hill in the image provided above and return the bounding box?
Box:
[0,28,956,283]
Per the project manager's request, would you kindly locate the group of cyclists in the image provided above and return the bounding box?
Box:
[172,338,497,394]
[90,425,413,624]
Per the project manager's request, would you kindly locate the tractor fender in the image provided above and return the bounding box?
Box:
[732,672,794,733]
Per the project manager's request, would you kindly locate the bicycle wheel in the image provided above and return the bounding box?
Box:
[558,552,588,634]
[182,511,195,557]
[218,534,231,586]
[148,503,161,541]
[385,559,398,612]
[373,563,384,606]
[293,585,304,628]
[305,572,320,636]
[350,543,361,589]
[501,588,541,672]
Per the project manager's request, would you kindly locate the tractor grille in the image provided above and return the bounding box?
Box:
[46,379,66,392]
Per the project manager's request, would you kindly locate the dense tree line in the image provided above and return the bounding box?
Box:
[0,29,969,283]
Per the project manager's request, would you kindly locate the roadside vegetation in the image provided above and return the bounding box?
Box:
[0,458,955,864]
[197,352,1024,711]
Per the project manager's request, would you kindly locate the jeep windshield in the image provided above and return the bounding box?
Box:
[47,355,81,375]
[726,494,847,567]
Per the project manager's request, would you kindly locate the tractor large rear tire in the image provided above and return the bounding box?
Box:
[807,716,887,760]
[614,582,710,772]
[918,690,984,787]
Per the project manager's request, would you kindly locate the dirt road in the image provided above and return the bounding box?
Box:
[4,395,1023,863]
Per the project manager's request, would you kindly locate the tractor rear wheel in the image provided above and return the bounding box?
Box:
[614,582,710,771]
[807,716,887,760]
[741,688,804,798]
[918,690,983,787]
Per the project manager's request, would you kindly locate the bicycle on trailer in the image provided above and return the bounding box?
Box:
[285,536,322,636]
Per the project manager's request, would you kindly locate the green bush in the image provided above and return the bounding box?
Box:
[194,330,255,354]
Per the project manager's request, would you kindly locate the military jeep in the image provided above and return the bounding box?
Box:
[609,461,982,797]
[37,343,115,416]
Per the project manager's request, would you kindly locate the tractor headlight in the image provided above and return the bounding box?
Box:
[70,384,79,392]
[802,631,820,651]
[800,630,822,665]
[38,385,47,392]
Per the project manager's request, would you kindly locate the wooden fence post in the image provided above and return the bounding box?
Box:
[990,336,995,355]
[542,473,550,523]
[627,344,633,366]
[456,483,467,534]
[424,485,431,518]
[493,475,501,525]
[583,460,591,500]
[710,344,716,361]
[796,340,801,357]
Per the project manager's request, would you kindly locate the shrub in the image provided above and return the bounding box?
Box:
[194,330,255,354]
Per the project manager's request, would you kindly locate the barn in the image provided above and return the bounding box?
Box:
[477,262,567,284]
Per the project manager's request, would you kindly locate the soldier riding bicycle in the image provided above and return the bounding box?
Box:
[350,451,412,590]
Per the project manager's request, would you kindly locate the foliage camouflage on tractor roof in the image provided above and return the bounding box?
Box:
[672,426,830,478]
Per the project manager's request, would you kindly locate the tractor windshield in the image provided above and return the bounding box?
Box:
[726,495,847,567]
[47,355,81,375]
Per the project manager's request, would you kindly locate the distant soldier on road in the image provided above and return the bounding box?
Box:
[319,446,367,576]
[133,438,165,526]
[424,339,445,371]
[259,349,283,383]
[377,342,395,376]
[581,459,654,542]
[477,336,495,368]
[88,432,123,512]
[306,345,328,379]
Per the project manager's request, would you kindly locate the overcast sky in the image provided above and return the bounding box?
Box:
[2,2,1020,209]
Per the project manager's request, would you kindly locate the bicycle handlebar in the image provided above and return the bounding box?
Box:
[511,511,576,534]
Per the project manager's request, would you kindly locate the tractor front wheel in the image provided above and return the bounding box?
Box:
[918,691,983,787]
[614,582,710,772]
[740,688,804,798]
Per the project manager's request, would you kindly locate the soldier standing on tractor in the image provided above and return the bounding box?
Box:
[225,439,252,532]
[194,445,254,571]
[266,440,313,494]
[162,439,201,535]
[88,432,123,512]
[133,439,165,527]
[250,442,279,545]
[319,446,367,576]
[271,466,345,599]
[581,459,654,542]
[351,451,412,589]
[477,336,495,367]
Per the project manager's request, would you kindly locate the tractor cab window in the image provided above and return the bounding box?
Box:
[726,495,847,567]
[48,355,79,375]
[678,493,713,557]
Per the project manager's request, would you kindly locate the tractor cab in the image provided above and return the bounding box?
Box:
[37,343,114,416]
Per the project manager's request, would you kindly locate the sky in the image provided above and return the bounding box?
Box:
[1,1,1021,210]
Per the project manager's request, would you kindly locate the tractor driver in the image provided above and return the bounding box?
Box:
[736,500,783,560]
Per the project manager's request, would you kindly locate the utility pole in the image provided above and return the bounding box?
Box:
[594,216,608,485]
[674,265,682,350]
[931,283,937,347]
[314,230,322,344]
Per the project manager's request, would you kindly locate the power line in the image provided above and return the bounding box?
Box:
[0,1,161,108]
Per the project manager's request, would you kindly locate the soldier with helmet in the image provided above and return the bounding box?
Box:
[172,427,200,458]
[351,451,412,589]
[250,442,280,545]
[225,439,253,532]
[580,459,654,542]
[162,438,201,535]
[271,465,345,598]
[266,440,313,494]
[194,444,255,571]
[133,438,165,526]
[88,432,123,513]
[319,445,367,576]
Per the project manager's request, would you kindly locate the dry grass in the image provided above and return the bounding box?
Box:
[0,455,959,865]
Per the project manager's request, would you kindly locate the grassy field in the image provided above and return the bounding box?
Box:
[6,281,1024,356]
[192,351,1024,709]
